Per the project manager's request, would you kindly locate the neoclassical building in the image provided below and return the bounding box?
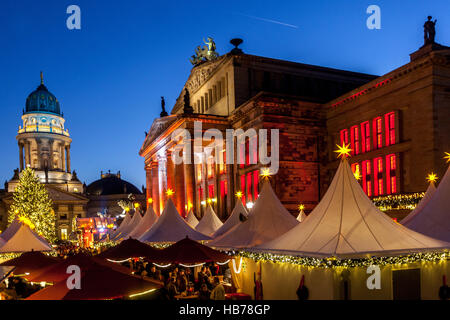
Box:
[141,34,450,221]
[0,74,145,239]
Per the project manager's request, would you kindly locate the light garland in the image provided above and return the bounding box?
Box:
[372,193,425,211]
[216,260,231,265]
[129,288,156,298]
[228,250,450,269]
[179,262,205,268]
[232,257,243,274]
[153,263,172,268]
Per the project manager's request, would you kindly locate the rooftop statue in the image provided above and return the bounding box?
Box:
[190,37,219,65]
[424,16,437,45]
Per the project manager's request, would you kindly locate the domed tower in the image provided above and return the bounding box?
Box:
[13,72,81,191]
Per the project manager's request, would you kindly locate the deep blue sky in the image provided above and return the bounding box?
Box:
[0,0,449,189]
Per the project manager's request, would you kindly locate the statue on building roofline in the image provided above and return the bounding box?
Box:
[424,16,437,45]
[190,37,219,66]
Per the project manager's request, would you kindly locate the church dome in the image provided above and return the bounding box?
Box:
[25,72,62,116]
[86,172,142,196]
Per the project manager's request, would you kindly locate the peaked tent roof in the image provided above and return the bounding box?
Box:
[110,212,131,239]
[297,210,307,222]
[401,182,437,225]
[256,159,449,258]
[195,205,223,236]
[0,218,21,242]
[185,209,199,228]
[212,200,249,238]
[139,199,211,243]
[112,210,142,241]
[402,165,450,242]
[128,206,159,239]
[209,181,298,249]
[0,222,52,253]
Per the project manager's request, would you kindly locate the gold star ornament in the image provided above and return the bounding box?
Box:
[445,152,450,163]
[334,143,352,159]
[166,189,174,197]
[426,173,438,184]
[235,191,243,199]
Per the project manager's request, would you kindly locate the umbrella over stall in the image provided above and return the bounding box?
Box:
[0,251,59,276]
[97,238,162,262]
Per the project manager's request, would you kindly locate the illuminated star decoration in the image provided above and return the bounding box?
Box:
[334,143,352,159]
[166,189,174,197]
[260,168,272,179]
[353,166,362,181]
[426,173,438,184]
[148,198,153,204]
[445,152,450,163]
[207,198,213,204]
[235,191,243,199]
[298,204,305,212]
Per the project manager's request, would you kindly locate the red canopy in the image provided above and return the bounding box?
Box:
[97,238,161,261]
[26,262,160,300]
[25,253,131,283]
[149,237,231,264]
[0,251,59,275]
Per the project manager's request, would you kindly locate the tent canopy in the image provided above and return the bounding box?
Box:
[128,206,158,239]
[402,165,450,242]
[401,182,436,225]
[209,181,298,249]
[109,212,131,239]
[185,209,199,228]
[139,199,211,243]
[0,222,52,253]
[0,251,59,275]
[0,218,22,242]
[195,205,223,236]
[112,210,142,241]
[257,159,450,259]
[149,237,231,264]
[212,200,249,238]
[97,238,161,261]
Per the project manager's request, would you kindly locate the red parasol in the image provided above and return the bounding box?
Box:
[26,263,160,300]
[149,237,231,265]
[0,251,59,275]
[97,238,161,261]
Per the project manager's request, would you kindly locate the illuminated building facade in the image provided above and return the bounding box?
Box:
[141,40,450,221]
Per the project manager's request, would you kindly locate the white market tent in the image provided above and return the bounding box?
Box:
[195,205,223,237]
[209,181,298,249]
[297,209,306,222]
[0,218,21,242]
[401,181,436,225]
[256,159,449,258]
[185,209,199,228]
[139,198,211,243]
[402,165,450,242]
[109,212,131,239]
[127,205,159,239]
[0,222,52,253]
[212,200,249,238]
[111,210,142,241]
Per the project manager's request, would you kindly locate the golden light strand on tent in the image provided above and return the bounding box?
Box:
[229,250,449,268]
[426,173,438,183]
[372,192,426,211]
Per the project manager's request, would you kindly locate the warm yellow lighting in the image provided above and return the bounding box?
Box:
[426,173,438,184]
[200,200,206,206]
[147,198,153,204]
[353,166,362,181]
[125,207,130,212]
[129,288,157,298]
[260,168,271,178]
[207,198,213,204]
[134,203,140,208]
[166,189,174,197]
[298,204,305,211]
[18,216,35,229]
[445,152,450,163]
[235,191,243,199]
[334,143,352,159]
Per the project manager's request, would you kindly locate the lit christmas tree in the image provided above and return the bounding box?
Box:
[8,167,57,243]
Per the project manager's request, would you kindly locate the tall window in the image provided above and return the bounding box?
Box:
[246,172,253,202]
[373,117,383,149]
[208,184,215,199]
[351,126,360,155]
[362,160,372,197]
[385,112,396,146]
[386,154,397,194]
[240,174,246,204]
[340,129,349,145]
[61,228,68,240]
[253,170,259,199]
[374,157,384,196]
[361,121,371,153]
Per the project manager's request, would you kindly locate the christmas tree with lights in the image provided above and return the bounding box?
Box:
[7,167,57,243]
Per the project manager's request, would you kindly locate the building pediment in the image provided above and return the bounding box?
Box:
[140,115,179,155]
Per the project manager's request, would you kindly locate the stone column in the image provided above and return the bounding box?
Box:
[151,161,160,215]
[61,144,66,172]
[174,160,186,217]
[66,146,71,173]
[184,139,196,219]
[19,142,24,171]
[145,164,152,205]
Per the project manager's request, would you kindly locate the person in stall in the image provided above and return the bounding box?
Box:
[210,276,226,300]
[198,284,211,300]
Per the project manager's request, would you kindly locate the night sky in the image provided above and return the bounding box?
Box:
[0,0,449,189]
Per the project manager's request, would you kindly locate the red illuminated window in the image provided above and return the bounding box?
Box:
[239,142,245,168]
[240,174,246,204]
[385,112,396,146]
[250,136,258,164]
[351,126,360,155]
[361,121,371,153]
[374,157,384,196]
[208,184,215,198]
[220,180,227,198]
[351,163,361,186]
[340,129,349,145]
[373,117,383,149]
[253,170,259,199]
[362,160,372,196]
[247,172,253,202]
[386,154,397,194]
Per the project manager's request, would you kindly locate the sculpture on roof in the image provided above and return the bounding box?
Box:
[424,16,437,45]
[190,37,219,66]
